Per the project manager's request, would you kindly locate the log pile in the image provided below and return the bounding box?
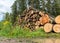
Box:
[53,15,60,33]
[44,15,60,33]
[18,7,50,31]
[55,15,60,24]
[18,7,60,33]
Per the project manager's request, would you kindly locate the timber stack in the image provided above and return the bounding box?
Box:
[18,7,60,33]
[53,15,60,33]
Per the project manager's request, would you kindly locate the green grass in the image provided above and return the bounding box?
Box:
[0,21,60,38]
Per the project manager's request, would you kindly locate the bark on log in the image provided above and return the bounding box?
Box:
[55,15,60,24]
[44,23,53,32]
[53,24,60,33]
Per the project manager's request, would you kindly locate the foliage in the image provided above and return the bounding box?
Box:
[9,0,60,25]
[0,21,12,37]
[0,21,60,38]
[4,12,10,21]
[3,0,60,25]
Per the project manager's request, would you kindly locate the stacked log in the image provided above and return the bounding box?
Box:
[53,24,60,33]
[44,23,53,32]
[43,15,60,33]
[52,15,60,33]
[18,7,60,33]
[39,13,50,25]
[18,7,50,31]
[55,15,60,24]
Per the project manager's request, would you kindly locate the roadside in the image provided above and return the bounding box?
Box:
[0,37,60,43]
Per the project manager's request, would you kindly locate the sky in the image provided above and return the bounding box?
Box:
[0,0,15,21]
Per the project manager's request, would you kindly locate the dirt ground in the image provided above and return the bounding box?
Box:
[0,37,60,43]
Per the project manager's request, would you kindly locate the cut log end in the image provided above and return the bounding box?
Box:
[53,24,60,33]
[44,23,53,33]
[55,15,60,24]
[39,14,50,25]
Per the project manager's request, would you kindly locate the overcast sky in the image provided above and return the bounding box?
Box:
[0,0,15,21]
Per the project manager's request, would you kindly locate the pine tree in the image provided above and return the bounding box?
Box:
[54,0,60,15]
[11,1,17,24]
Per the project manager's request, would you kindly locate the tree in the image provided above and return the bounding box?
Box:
[54,0,60,15]
[11,1,17,24]
[4,12,10,21]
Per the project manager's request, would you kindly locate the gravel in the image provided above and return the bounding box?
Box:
[0,37,60,43]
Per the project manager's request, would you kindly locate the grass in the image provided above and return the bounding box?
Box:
[0,21,60,38]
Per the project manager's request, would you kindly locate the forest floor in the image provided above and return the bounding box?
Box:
[0,37,60,43]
